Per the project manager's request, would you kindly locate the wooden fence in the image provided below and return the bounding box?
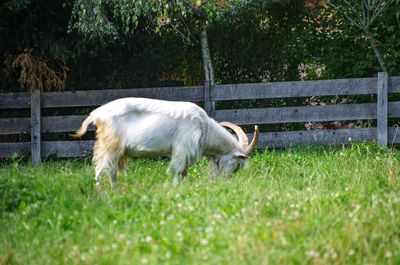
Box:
[1,72,400,162]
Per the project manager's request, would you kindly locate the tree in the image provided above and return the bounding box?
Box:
[211,0,308,83]
[327,0,395,73]
[1,0,73,92]
[69,0,281,111]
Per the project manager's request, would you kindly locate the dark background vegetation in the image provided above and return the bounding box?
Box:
[1,0,399,93]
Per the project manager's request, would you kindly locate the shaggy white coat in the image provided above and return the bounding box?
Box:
[74,97,247,187]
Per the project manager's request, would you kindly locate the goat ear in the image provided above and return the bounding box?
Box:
[234,151,248,159]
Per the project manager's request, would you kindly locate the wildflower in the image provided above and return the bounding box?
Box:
[176,231,183,241]
[213,213,222,220]
[306,249,320,258]
[167,214,174,221]
[117,234,126,241]
[200,239,208,246]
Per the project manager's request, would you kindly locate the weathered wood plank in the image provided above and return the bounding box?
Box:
[0,142,30,157]
[388,101,400,118]
[31,89,41,164]
[377,72,388,145]
[213,78,377,100]
[0,117,30,135]
[0,93,30,109]
[42,115,94,133]
[2,77,399,110]
[0,116,92,135]
[43,103,392,134]
[2,102,399,135]
[247,128,376,148]
[41,86,203,108]
[389,76,400,93]
[215,103,377,125]
[0,141,94,158]
[42,140,94,157]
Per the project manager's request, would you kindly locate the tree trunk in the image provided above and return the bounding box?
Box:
[200,24,215,114]
[366,30,388,73]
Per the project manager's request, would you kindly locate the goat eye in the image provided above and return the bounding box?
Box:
[215,159,220,168]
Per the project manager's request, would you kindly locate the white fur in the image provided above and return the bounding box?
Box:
[74,97,248,187]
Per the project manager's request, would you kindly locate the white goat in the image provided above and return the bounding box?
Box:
[73,97,259,187]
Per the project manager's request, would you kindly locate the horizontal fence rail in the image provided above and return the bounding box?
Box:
[0,86,203,109]
[1,74,399,160]
[3,77,400,109]
[213,77,400,100]
[2,101,400,135]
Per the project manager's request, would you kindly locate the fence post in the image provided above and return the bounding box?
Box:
[377,72,388,146]
[31,89,41,164]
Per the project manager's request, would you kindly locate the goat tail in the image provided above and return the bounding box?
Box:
[71,116,94,138]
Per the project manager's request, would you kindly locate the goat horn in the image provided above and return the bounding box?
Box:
[246,125,259,155]
[220,122,259,155]
[219,121,249,152]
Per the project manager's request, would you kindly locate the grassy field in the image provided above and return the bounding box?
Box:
[0,144,399,265]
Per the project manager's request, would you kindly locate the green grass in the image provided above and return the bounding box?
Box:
[1,144,400,265]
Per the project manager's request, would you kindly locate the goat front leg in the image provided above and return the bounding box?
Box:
[172,167,189,185]
[169,156,187,186]
[181,168,188,183]
[208,158,219,182]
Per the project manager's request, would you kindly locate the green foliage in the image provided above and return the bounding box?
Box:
[68,0,245,41]
[1,145,400,264]
[327,0,393,30]
[2,0,400,93]
[303,0,400,78]
[211,0,307,82]
[3,0,31,11]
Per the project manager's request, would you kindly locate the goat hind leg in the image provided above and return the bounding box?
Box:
[95,165,107,186]
[94,153,119,188]
[109,167,118,188]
